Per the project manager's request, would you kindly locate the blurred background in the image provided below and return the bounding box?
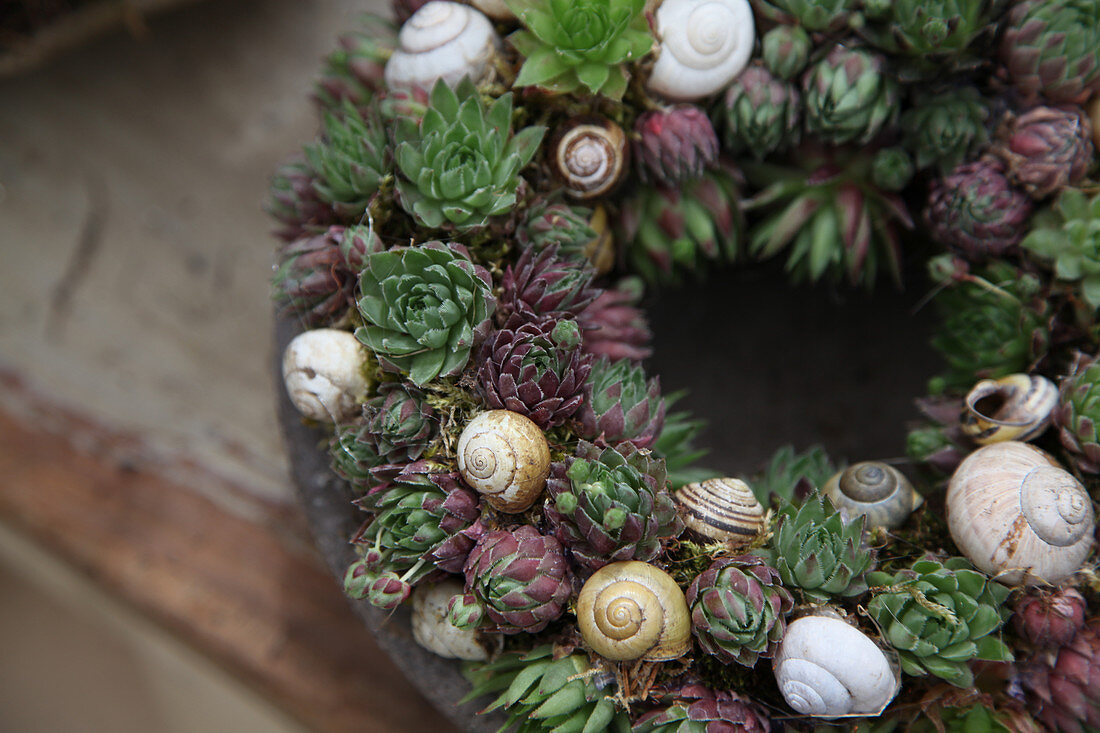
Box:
[0,1,940,731]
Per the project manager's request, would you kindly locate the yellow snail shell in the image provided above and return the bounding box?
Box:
[773,613,900,717]
[282,329,369,423]
[585,204,616,276]
[456,410,550,513]
[647,0,755,101]
[822,462,923,530]
[576,561,690,662]
[411,580,500,661]
[960,373,1057,445]
[384,1,500,91]
[674,478,765,547]
[551,118,628,200]
[947,441,1095,585]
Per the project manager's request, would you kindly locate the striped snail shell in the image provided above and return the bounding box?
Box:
[384,1,500,91]
[773,612,900,717]
[457,410,550,513]
[551,117,628,200]
[576,561,691,662]
[675,478,765,547]
[947,441,1095,585]
[960,373,1057,445]
[822,462,923,530]
[647,0,755,101]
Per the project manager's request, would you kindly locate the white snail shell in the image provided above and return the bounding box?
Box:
[947,442,1095,585]
[551,118,628,200]
[576,561,691,662]
[411,580,500,660]
[822,462,923,530]
[647,0,755,101]
[773,614,900,718]
[468,0,515,20]
[384,1,500,91]
[456,410,550,513]
[675,478,765,547]
[961,374,1058,445]
[282,329,369,423]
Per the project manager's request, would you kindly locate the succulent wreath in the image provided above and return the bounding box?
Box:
[269,0,1100,730]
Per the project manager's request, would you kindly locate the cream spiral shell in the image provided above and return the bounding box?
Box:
[456,410,550,513]
[822,462,923,529]
[576,561,690,662]
[772,614,900,717]
[947,441,1095,585]
[281,329,369,423]
[961,373,1057,445]
[647,0,755,101]
[551,118,628,199]
[384,2,500,91]
[675,478,765,546]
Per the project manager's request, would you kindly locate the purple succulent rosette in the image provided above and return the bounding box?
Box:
[577,356,666,449]
[633,105,720,187]
[925,158,1034,259]
[461,525,572,634]
[499,244,599,321]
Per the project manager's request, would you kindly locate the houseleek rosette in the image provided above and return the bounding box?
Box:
[1020,189,1100,308]
[355,242,495,385]
[506,0,653,100]
[394,78,545,231]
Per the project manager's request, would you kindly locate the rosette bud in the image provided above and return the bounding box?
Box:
[633,106,719,187]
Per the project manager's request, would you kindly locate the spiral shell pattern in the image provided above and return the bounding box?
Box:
[383,1,500,91]
[773,614,900,717]
[648,0,755,101]
[961,373,1057,445]
[947,442,1095,585]
[456,410,550,513]
[822,462,923,529]
[576,561,690,661]
[552,119,628,199]
[675,478,765,546]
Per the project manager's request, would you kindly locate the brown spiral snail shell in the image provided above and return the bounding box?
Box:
[960,373,1057,445]
[674,478,765,547]
[550,118,628,200]
[456,410,550,513]
[822,462,923,530]
[947,441,1095,585]
[576,561,691,662]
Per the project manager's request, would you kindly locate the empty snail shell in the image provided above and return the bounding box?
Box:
[675,478,765,547]
[457,410,550,513]
[551,118,628,200]
[960,374,1057,445]
[411,579,501,661]
[947,441,1095,585]
[384,1,500,91]
[822,462,923,530]
[576,561,691,662]
[773,612,900,717]
[282,329,369,423]
[647,0,755,101]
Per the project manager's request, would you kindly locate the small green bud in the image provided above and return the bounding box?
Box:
[872,147,915,192]
[556,491,579,514]
[603,507,627,531]
[762,26,811,80]
[344,558,377,599]
[551,319,582,349]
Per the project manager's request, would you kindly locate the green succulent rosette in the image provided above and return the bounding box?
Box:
[1055,352,1100,474]
[767,491,874,602]
[752,0,857,33]
[577,356,666,448]
[860,0,992,59]
[464,645,629,733]
[313,13,395,111]
[355,242,495,385]
[901,88,991,173]
[751,444,838,507]
[867,557,1013,688]
[306,100,391,218]
[802,45,898,146]
[393,78,545,231]
[505,0,653,100]
[1001,0,1100,103]
[1020,189,1100,309]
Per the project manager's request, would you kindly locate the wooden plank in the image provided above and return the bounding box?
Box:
[0,399,459,733]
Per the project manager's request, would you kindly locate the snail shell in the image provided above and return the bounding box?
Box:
[947,441,1095,585]
[456,410,550,513]
[551,118,628,200]
[384,1,500,91]
[282,329,369,423]
[822,462,923,530]
[960,373,1057,445]
[773,613,900,717]
[647,0,755,101]
[411,580,501,660]
[674,478,765,547]
[576,561,691,662]
[585,204,616,276]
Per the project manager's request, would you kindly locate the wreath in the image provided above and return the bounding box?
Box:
[269,0,1100,730]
